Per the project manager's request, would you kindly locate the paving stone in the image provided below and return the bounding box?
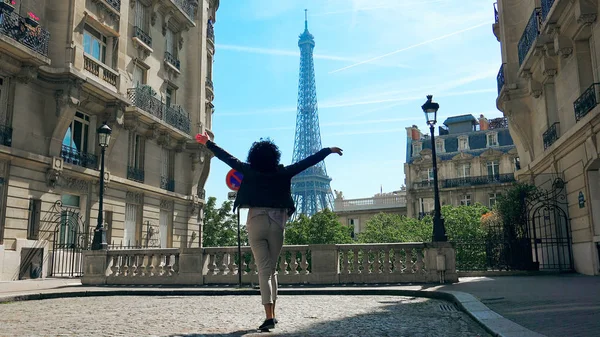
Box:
[0,295,491,337]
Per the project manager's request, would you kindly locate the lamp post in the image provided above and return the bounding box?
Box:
[421,95,447,242]
[91,122,112,250]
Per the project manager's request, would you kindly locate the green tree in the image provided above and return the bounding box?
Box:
[357,213,431,243]
[284,209,353,245]
[440,204,490,241]
[494,183,538,239]
[202,196,247,247]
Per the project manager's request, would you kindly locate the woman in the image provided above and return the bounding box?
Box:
[195,132,342,331]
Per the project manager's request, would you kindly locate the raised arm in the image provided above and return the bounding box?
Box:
[285,147,343,176]
[196,133,249,173]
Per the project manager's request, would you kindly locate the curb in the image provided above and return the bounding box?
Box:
[0,287,545,337]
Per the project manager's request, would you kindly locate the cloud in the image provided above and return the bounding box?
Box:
[329,21,493,74]
[216,44,411,68]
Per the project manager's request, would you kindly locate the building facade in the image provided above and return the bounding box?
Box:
[494,0,600,275]
[0,0,219,281]
[405,115,519,218]
[333,189,407,238]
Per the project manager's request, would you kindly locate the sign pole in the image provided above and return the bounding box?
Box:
[237,207,242,287]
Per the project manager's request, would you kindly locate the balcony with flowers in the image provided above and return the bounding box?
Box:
[0,2,50,65]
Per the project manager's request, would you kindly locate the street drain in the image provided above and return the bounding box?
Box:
[439,303,459,312]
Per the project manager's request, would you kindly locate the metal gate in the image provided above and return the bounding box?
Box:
[526,177,574,271]
[47,201,87,277]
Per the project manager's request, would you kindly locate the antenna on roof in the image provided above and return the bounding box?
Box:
[304,9,308,30]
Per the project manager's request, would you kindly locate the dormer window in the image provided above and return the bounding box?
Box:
[458,136,469,151]
[487,132,499,147]
[435,139,445,153]
[412,142,422,157]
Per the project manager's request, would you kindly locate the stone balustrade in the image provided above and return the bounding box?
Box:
[82,242,457,285]
[334,195,406,212]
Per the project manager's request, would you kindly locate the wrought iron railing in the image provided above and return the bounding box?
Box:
[488,116,508,129]
[161,176,175,192]
[518,8,541,65]
[541,0,556,22]
[413,181,434,189]
[61,145,97,169]
[127,166,145,183]
[442,174,515,188]
[0,124,12,147]
[171,0,196,21]
[105,0,121,11]
[543,122,560,150]
[128,86,163,119]
[494,2,499,23]
[207,20,214,42]
[574,83,599,122]
[0,9,50,57]
[165,105,190,134]
[133,26,152,47]
[206,77,213,90]
[164,51,180,70]
[497,64,505,94]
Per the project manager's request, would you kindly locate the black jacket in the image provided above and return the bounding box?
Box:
[206,140,333,216]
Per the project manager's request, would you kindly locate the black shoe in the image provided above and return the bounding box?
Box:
[259,318,275,331]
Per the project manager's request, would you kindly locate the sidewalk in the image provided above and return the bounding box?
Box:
[1,274,598,337]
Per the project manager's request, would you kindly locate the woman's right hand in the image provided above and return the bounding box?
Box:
[195,132,210,145]
[330,147,343,156]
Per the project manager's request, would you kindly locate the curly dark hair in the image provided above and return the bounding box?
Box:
[247,138,281,172]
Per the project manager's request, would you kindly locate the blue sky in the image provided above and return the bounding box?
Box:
[204,0,503,206]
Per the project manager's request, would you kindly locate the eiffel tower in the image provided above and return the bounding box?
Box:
[290,10,334,219]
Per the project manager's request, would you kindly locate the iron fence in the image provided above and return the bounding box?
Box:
[574,83,599,122]
[543,122,560,150]
[61,145,97,169]
[0,8,50,56]
[541,0,556,22]
[497,64,505,94]
[173,0,196,21]
[165,51,180,70]
[105,0,121,11]
[161,175,175,192]
[165,105,190,134]
[518,8,541,65]
[127,166,145,183]
[0,124,12,146]
[133,26,152,47]
[207,20,214,41]
[443,174,515,188]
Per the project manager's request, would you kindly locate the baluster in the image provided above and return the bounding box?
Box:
[156,254,165,276]
[384,249,391,274]
[109,255,119,276]
[146,254,155,277]
[165,254,174,276]
[228,252,237,275]
[291,250,300,275]
[373,249,381,274]
[135,254,144,277]
[397,248,405,273]
[416,248,425,273]
[173,254,180,274]
[300,250,309,274]
[218,253,228,275]
[130,254,138,277]
[208,252,217,275]
[352,249,359,274]
[121,254,129,276]
[282,250,290,275]
[410,248,418,273]
[342,249,350,274]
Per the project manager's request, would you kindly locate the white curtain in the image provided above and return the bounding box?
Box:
[124,204,137,246]
[159,210,169,248]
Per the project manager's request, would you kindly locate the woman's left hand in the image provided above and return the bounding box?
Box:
[195,132,210,145]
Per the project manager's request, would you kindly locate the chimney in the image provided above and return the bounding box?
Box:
[479,114,489,131]
[410,125,422,140]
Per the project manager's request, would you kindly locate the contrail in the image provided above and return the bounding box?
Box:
[329,21,492,74]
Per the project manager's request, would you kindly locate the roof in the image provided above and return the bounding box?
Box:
[443,114,477,126]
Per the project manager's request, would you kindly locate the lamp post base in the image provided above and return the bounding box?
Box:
[432,217,448,242]
[91,227,108,250]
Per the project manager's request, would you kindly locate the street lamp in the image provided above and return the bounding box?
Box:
[91,122,112,250]
[421,95,447,242]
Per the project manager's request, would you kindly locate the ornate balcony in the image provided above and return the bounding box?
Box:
[492,2,500,41]
[161,176,175,192]
[133,26,152,48]
[0,124,12,147]
[127,86,191,134]
[0,9,50,58]
[164,51,180,72]
[84,54,118,88]
[127,166,145,183]
[171,0,196,21]
[518,8,541,66]
[574,83,599,122]
[105,0,121,11]
[497,64,505,95]
[413,181,434,189]
[61,145,98,169]
[442,174,515,189]
[541,0,556,22]
[205,77,214,101]
[543,122,560,150]
[207,20,214,43]
[334,195,406,212]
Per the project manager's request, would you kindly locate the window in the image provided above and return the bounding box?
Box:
[58,195,80,246]
[124,204,138,246]
[456,163,471,178]
[62,112,90,153]
[487,132,499,147]
[165,28,176,57]
[161,148,175,191]
[489,193,498,207]
[166,88,175,107]
[487,161,500,178]
[128,132,145,171]
[460,194,471,206]
[83,24,107,63]
[426,168,434,181]
[436,139,445,153]
[349,218,359,238]
[514,157,521,171]
[134,1,149,31]
[27,199,41,240]
[133,64,146,87]
[159,209,172,248]
[104,211,113,245]
[0,77,7,126]
[458,136,469,151]
[412,142,422,157]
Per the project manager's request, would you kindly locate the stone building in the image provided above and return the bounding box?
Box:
[405,114,519,218]
[333,189,407,238]
[0,0,219,281]
[494,0,600,275]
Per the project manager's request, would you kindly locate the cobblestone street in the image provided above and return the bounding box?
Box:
[0,295,490,337]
